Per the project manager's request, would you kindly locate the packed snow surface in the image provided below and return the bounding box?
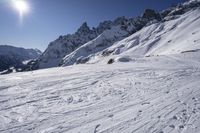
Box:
[0,51,200,133]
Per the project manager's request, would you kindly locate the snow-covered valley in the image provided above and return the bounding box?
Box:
[1,51,200,133]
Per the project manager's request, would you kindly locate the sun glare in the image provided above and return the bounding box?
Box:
[12,0,29,16]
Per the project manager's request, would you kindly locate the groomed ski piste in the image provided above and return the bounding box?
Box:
[1,51,200,133]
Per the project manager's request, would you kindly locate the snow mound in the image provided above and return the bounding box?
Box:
[115,56,132,62]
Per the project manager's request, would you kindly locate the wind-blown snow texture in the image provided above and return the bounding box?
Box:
[1,52,200,133]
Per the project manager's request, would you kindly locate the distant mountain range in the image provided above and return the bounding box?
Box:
[1,0,200,74]
[31,9,159,69]
[0,45,41,73]
[28,0,200,70]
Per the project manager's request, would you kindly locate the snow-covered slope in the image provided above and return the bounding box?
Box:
[0,45,41,72]
[1,51,200,133]
[36,9,160,69]
[27,0,200,69]
[61,12,160,66]
[37,17,141,69]
[61,25,133,66]
[97,8,200,62]
[61,0,200,66]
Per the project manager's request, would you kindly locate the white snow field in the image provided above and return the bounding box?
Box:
[1,51,200,133]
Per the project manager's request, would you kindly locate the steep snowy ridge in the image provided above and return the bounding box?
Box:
[36,9,160,69]
[60,10,161,66]
[0,45,41,72]
[36,22,98,69]
[61,0,200,66]
[36,17,138,69]
[39,0,200,68]
[61,19,143,66]
[96,8,200,63]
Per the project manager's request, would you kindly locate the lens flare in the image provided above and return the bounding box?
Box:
[12,0,29,21]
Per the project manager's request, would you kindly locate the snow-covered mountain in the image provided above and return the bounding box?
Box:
[34,9,160,69]
[61,0,200,66]
[3,0,199,71]
[61,16,151,66]
[93,6,200,64]
[0,45,41,72]
[26,0,200,70]
[36,20,133,69]
[36,22,98,69]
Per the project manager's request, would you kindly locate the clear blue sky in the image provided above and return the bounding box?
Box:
[0,0,186,51]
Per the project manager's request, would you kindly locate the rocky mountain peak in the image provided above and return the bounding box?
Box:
[24,0,200,70]
[113,16,128,25]
[142,9,161,21]
[95,20,113,34]
[76,22,91,35]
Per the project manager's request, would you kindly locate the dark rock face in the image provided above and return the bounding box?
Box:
[76,56,90,64]
[96,21,113,34]
[161,0,200,18]
[0,55,19,72]
[142,9,161,21]
[76,22,92,36]
[107,59,115,64]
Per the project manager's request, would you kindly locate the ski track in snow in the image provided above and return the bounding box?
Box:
[0,54,200,133]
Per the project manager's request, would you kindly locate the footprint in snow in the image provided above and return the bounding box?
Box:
[179,125,184,129]
[108,114,114,118]
[165,91,170,94]
[141,102,150,105]
[172,115,178,120]
[137,110,142,117]
[169,124,175,129]
[94,124,100,133]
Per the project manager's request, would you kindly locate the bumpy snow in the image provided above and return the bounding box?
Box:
[1,51,200,133]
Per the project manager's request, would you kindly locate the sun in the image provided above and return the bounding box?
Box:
[12,0,29,16]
